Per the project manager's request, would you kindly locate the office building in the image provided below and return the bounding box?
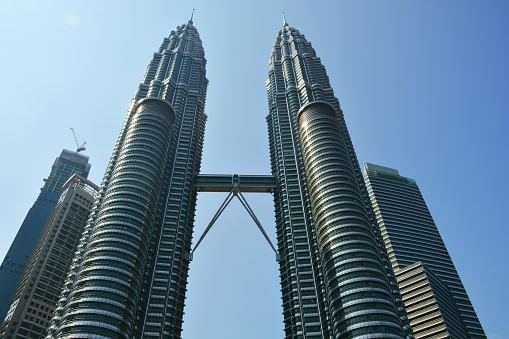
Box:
[266,22,410,338]
[363,163,486,338]
[0,175,98,339]
[0,150,91,321]
[47,18,207,338]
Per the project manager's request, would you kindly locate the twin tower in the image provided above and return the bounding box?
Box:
[42,19,429,338]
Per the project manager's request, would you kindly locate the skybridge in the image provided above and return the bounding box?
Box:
[192,174,279,261]
[195,174,276,193]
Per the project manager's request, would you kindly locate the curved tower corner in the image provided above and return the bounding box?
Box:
[48,19,208,339]
[266,23,411,338]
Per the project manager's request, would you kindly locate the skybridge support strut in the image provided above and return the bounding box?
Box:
[236,190,279,261]
[191,174,279,262]
[190,191,235,261]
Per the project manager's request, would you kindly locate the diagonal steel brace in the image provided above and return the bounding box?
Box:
[190,188,279,262]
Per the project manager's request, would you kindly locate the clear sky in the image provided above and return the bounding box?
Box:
[0,1,507,338]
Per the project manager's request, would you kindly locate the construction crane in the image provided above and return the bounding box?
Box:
[70,128,87,152]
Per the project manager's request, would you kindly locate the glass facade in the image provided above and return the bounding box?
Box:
[47,19,207,339]
[0,150,91,321]
[42,150,92,194]
[266,24,410,338]
[364,163,486,338]
[0,175,98,339]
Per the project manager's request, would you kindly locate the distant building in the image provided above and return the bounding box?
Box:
[0,150,91,320]
[363,163,486,338]
[0,175,98,339]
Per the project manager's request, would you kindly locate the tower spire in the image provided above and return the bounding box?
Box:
[283,11,287,25]
[190,8,194,23]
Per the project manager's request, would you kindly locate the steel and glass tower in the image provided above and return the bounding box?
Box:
[0,175,98,339]
[266,22,410,338]
[47,18,207,338]
[363,163,486,338]
[0,149,91,321]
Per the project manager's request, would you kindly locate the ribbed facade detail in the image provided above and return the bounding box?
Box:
[364,163,486,338]
[266,24,331,338]
[267,23,410,338]
[395,262,469,338]
[298,102,404,337]
[50,99,175,338]
[136,21,207,338]
[47,19,208,339]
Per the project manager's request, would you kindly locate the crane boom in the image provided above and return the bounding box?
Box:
[70,128,87,152]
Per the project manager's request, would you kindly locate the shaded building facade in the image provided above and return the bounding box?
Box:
[363,163,486,338]
[0,175,98,339]
[0,150,91,321]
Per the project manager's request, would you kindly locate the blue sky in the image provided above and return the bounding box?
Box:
[0,1,507,338]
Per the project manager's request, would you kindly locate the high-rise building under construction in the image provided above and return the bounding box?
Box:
[0,150,91,322]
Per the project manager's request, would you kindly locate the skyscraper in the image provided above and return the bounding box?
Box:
[0,175,98,339]
[0,149,91,321]
[48,18,207,338]
[363,163,486,338]
[43,20,496,338]
[266,22,410,338]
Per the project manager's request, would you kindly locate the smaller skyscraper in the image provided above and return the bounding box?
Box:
[0,149,91,320]
[0,174,98,339]
[363,163,486,338]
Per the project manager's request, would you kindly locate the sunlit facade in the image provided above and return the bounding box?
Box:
[395,261,469,338]
[266,23,411,338]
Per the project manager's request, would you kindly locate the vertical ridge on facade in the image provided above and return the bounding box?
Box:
[47,19,208,338]
[266,23,411,338]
